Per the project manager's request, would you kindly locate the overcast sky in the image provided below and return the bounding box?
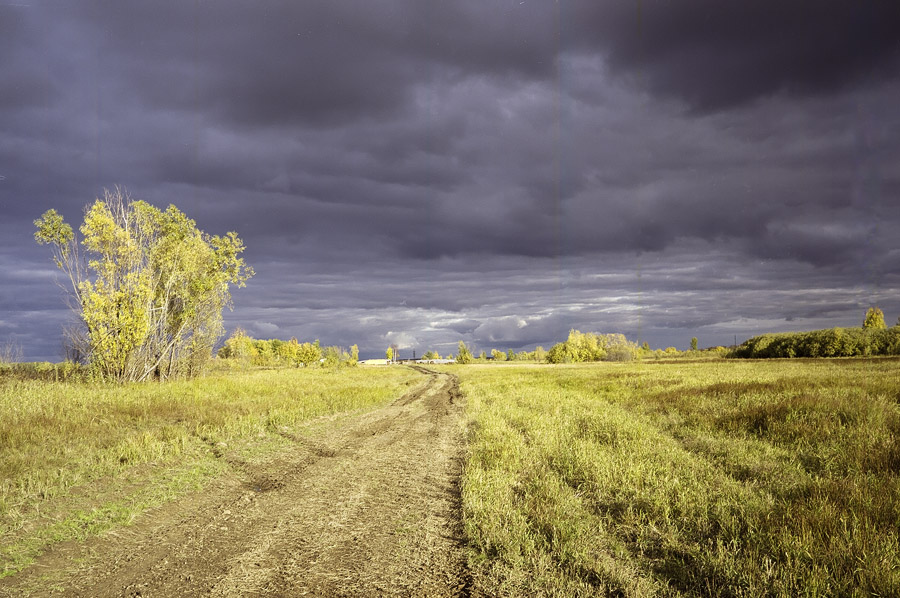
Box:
[2,1,899,361]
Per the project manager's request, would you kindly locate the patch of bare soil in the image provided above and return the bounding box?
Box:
[1,368,471,597]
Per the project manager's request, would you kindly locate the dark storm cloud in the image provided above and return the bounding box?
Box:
[64,0,562,130]
[85,3,413,129]
[0,6,58,111]
[577,1,900,112]
[1,1,899,361]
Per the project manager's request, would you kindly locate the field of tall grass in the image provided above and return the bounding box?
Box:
[457,359,900,596]
[6,357,899,595]
[0,365,420,577]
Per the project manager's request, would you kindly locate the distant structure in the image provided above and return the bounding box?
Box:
[404,358,455,365]
[361,357,455,366]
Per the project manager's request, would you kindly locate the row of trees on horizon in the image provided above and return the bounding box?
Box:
[216,330,717,368]
[219,307,900,368]
[734,307,900,359]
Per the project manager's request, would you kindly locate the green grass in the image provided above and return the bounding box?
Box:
[456,359,900,596]
[0,365,419,577]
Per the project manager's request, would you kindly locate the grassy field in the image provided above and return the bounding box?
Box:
[0,365,420,577]
[456,359,900,597]
[4,358,899,596]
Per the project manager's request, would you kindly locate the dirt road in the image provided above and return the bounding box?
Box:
[1,367,471,597]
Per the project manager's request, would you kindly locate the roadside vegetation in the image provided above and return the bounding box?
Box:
[0,365,419,577]
[457,359,900,596]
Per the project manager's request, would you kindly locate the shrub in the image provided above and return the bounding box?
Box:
[218,331,327,367]
[456,341,473,364]
[546,330,638,363]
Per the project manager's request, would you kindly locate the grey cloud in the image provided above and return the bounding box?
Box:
[579,1,900,112]
[471,314,570,350]
[67,1,556,131]
[436,319,481,335]
[2,2,899,361]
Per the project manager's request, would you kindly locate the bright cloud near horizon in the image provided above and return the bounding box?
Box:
[2,1,899,361]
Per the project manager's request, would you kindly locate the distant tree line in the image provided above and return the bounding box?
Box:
[214,307,900,371]
[733,308,900,358]
[483,346,548,362]
[456,331,715,365]
[218,328,358,367]
[733,327,900,359]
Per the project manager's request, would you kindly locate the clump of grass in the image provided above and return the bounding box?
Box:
[0,366,418,577]
[458,359,900,596]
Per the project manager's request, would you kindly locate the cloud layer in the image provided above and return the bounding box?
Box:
[2,1,898,360]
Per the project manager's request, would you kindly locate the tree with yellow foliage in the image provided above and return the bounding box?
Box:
[35,188,253,381]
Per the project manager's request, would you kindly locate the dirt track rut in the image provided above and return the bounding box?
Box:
[2,367,471,597]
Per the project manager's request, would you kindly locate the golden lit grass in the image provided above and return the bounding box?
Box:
[456,359,900,596]
[0,366,419,577]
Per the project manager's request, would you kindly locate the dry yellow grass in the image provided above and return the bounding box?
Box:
[456,359,900,596]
